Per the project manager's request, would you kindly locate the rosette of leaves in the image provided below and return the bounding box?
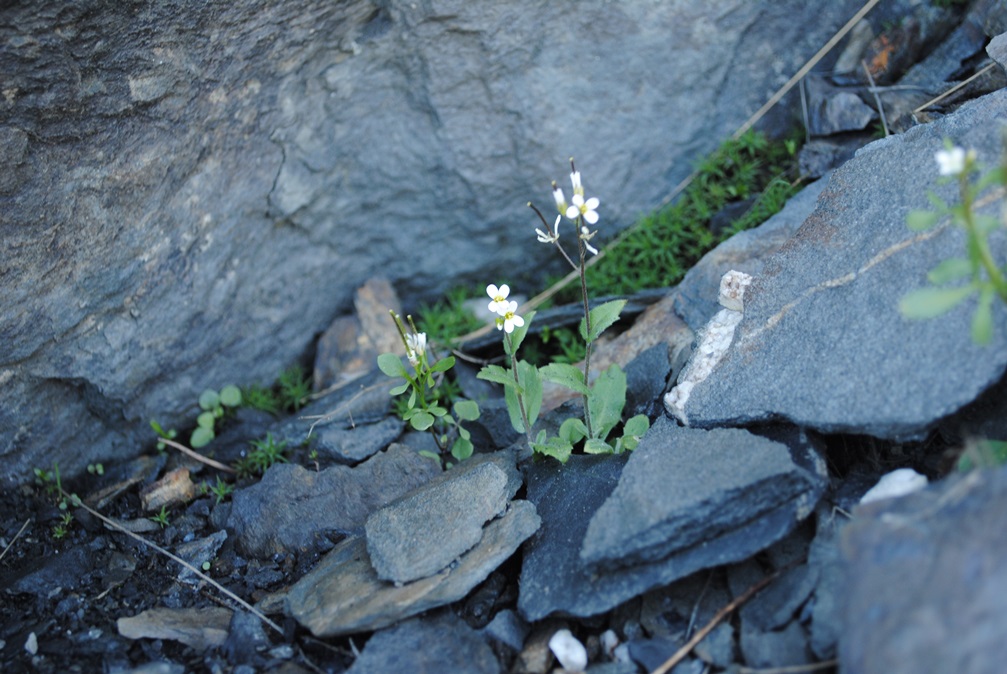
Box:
[191,384,243,448]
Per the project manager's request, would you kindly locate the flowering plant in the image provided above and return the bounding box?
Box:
[377,311,479,464]
[477,161,649,463]
[899,139,1007,344]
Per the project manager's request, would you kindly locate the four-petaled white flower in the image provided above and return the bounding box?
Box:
[495,300,525,334]
[566,193,600,225]
[486,284,511,315]
[405,332,426,367]
[935,146,967,176]
[536,214,562,244]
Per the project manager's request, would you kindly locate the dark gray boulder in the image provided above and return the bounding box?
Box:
[1,0,867,483]
[679,89,1007,439]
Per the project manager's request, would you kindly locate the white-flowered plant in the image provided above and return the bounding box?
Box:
[378,311,479,464]
[478,160,649,463]
[900,138,1007,345]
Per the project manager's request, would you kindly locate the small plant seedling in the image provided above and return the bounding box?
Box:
[277,366,312,412]
[87,463,104,476]
[241,383,283,416]
[150,419,178,451]
[150,506,171,529]
[206,476,235,504]
[52,512,74,539]
[191,384,243,448]
[235,433,289,478]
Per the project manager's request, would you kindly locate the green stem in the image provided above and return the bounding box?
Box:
[578,224,595,439]
[961,176,1007,301]
[506,333,534,447]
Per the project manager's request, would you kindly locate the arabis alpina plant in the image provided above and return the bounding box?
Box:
[478,159,649,463]
[378,311,479,464]
[900,138,1007,345]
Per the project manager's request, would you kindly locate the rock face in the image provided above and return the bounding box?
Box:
[679,89,1007,439]
[0,0,867,483]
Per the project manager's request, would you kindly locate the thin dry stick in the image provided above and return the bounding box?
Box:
[862,59,889,137]
[737,662,839,674]
[0,518,30,562]
[159,437,236,474]
[650,568,782,674]
[67,490,283,635]
[733,0,884,140]
[913,61,997,114]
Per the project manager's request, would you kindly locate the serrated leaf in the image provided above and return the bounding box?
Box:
[927,258,973,285]
[588,364,627,440]
[477,364,519,390]
[899,284,975,319]
[409,412,435,431]
[583,438,614,454]
[539,362,590,395]
[429,356,456,374]
[219,384,242,407]
[453,399,480,421]
[377,353,408,378]
[579,300,627,342]
[972,286,995,345]
[905,209,940,231]
[531,435,572,464]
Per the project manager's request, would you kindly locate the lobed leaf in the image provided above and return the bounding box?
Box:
[539,362,590,395]
[579,300,627,343]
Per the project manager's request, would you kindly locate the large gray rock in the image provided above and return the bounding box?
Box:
[680,89,1007,439]
[839,465,1007,674]
[1,0,867,484]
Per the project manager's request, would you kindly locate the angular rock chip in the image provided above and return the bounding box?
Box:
[117,607,231,651]
[288,500,539,637]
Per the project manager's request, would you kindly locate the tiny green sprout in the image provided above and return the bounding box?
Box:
[87,463,104,476]
[150,506,171,529]
[202,560,212,571]
[278,366,312,412]
[150,419,177,451]
[207,476,234,504]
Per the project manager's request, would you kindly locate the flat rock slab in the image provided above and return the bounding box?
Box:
[839,465,1007,674]
[365,455,515,584]
[519,419,825,622]
[227,443,440,557]
[117,607,232,651]
[287,500,539,637]
[346,611,500,674]
[681,89,1007,439]
[582,418,826,571]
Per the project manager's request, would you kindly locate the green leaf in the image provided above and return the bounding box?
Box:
[199,389,220,411]
[197,411,216,429]
[477,364,519,390]
[451,437,474,462]
[975,165,1007,192]
[378,353,409,378]
[409,412,435,431]
[926,191,948,211]
[559,417,588,445]
[429,356,456,374]
[972,286,995,345]
[504,360,542,432]
[389,382,410,396]
[579,300,627,342]
[219,384,242,407]
[458,426,471,440]
[583,438,614,454]
[899,284,975,319]
[191,426,214,448]
[453,399,480,421]
[417,450,442,465]
[974,215,1000,236]
[588,364,627,440]
[905,209,940,231]
[531,432,572,464]
[428,405,449,417]
[503,310,536,357]
[623,414,650,437]
[539,362,590,395]
[927,258,973,285]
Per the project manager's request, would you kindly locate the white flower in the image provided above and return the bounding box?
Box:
[566,193,600,225]
[536,214,562,244]
[495,300,525,333]
[580,225,599,255]
[935,146,967,176]
[552,182,568,215]
[405,332,426,367]
[570,170,584,197]
[486,284,511,315]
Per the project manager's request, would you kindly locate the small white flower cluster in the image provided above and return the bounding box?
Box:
[405,331,426,368]
[486,283,525,333]
[541,163,601,255]
[934,145,975,177]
